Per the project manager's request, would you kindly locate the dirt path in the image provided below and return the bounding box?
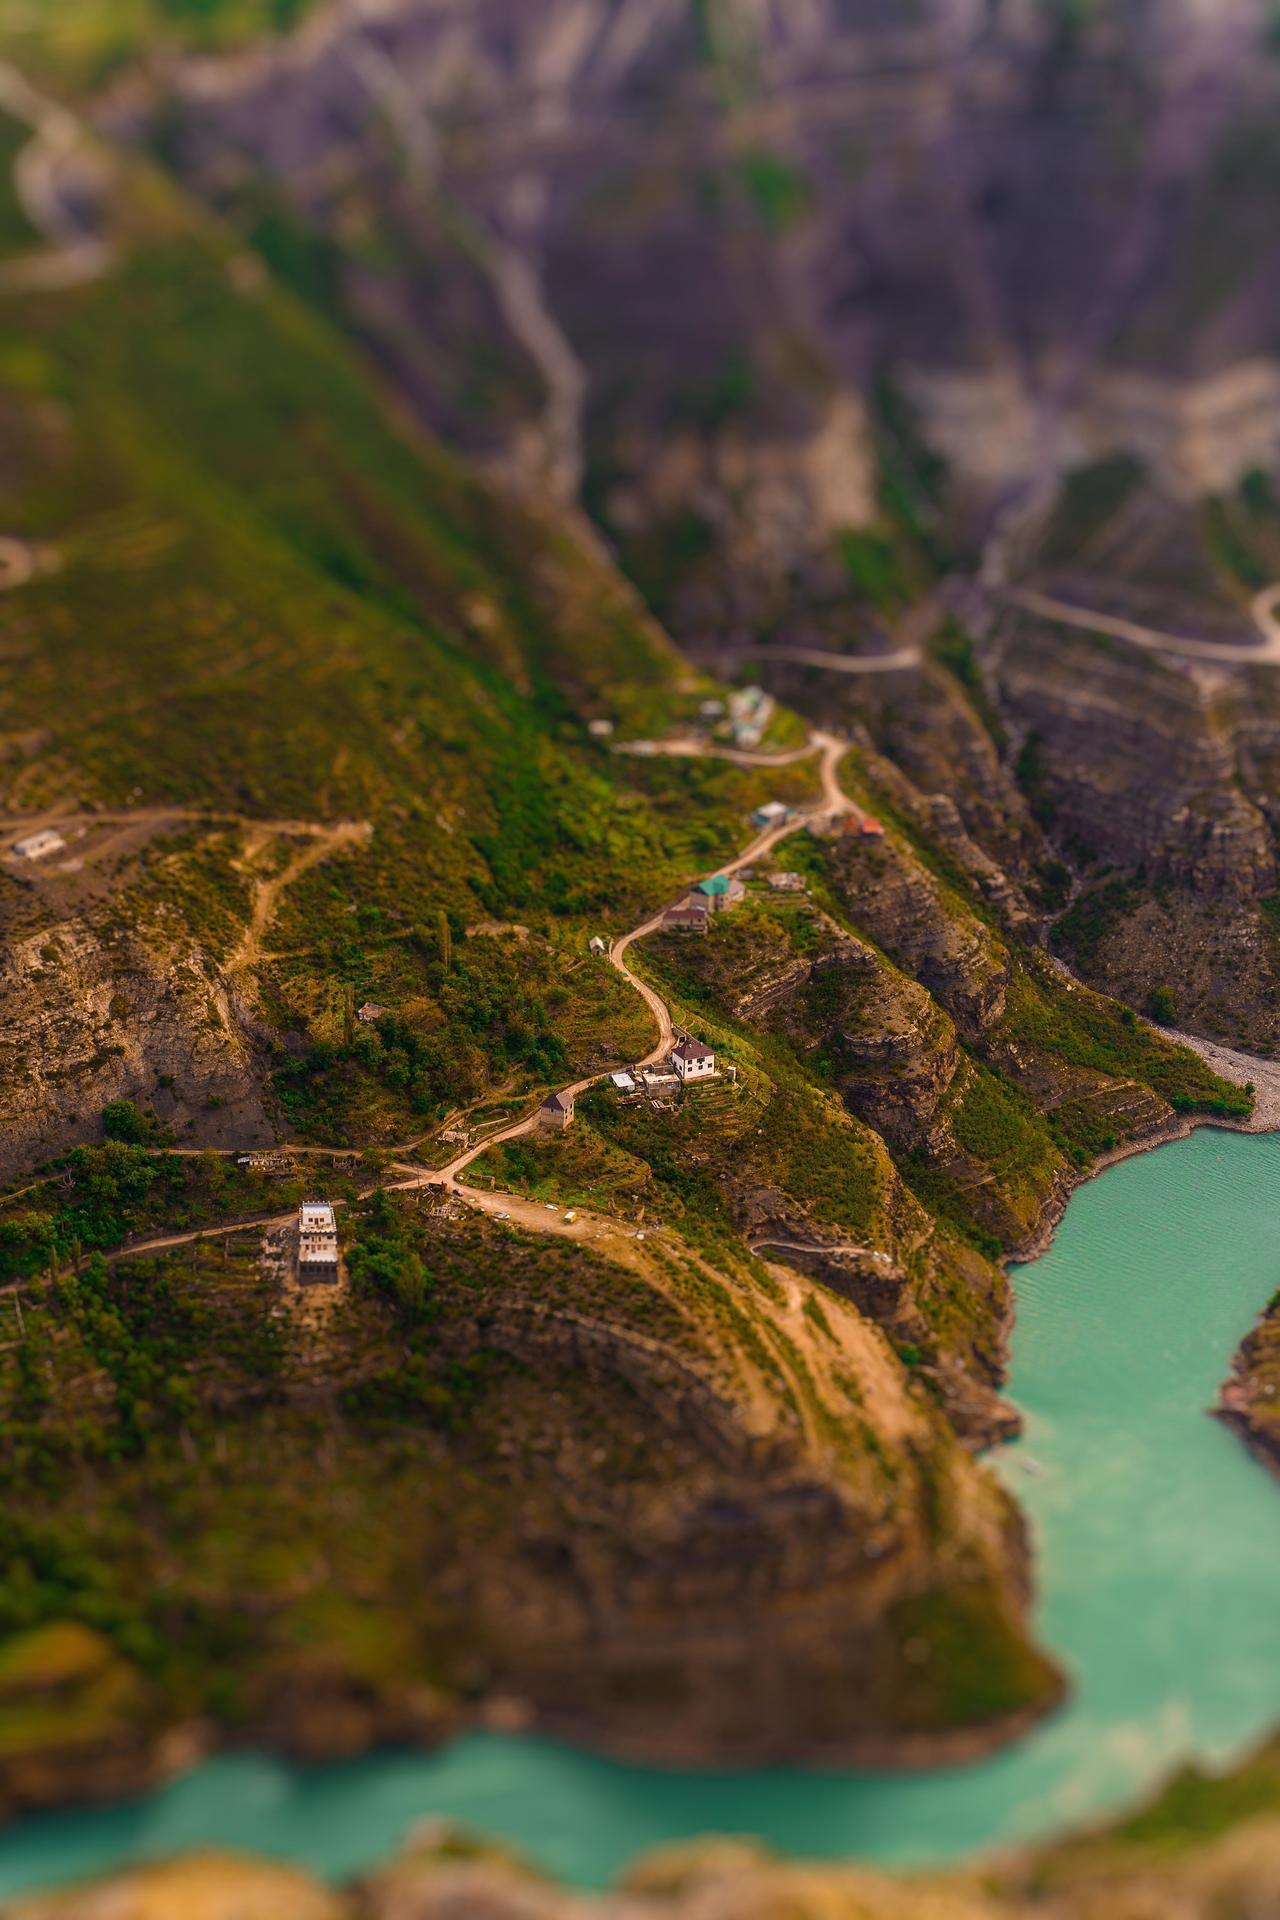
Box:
[0,535,41,589]
[712,640,921,677]
[613,736,822,770]
[228,818,372,978]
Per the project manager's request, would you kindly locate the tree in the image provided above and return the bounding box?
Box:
[101,1100,150,1145]
[1147,985,1177,1028]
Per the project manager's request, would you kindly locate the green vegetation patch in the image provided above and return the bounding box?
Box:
[0,1140,336,1286]
[883,1581,1062,1732]
[0,110,38,259]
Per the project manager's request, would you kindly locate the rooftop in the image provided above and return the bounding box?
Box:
[673,1039,715,1062]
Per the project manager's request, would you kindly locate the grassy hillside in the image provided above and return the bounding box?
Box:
[0,172,820,1155]
[0,0,322,84]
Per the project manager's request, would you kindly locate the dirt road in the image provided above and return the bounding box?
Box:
[0,62,111,293]
[1005,583,1280,666]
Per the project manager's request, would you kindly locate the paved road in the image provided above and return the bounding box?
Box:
[1005,583,1280,666]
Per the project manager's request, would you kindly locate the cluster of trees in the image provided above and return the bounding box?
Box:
[276,955,569,1139]
[0,1128,294,1285]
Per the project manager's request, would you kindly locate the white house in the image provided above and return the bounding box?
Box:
[672,1038,717,1083]
[298,1202,339,1281]
[611,1071,637,1093]
[540,1088,576,1131]
[12,829,64,861]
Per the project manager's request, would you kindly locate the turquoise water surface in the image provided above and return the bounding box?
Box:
[2,1126,1279,1895]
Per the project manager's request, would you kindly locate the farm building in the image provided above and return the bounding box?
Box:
[844,813,886,840]
[662,899,709,934]
[672,1038,717,1083]
[540,1089,576,1131]
[11,829,64,861]
[752,800,790,830]
[727,686,775,748]
[298,1202,339,1282]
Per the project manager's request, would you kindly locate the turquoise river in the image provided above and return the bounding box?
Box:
[2,1125,1280,1897]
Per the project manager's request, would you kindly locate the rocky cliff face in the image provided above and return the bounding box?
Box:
[136,1,1280,631]
[117,0,1280,1063]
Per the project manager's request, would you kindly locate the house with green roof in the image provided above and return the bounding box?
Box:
[695,874,745,913]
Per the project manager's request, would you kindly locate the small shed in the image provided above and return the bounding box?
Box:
[590,936,607,956]
[612,1071,636,1093]
[12,829,65,861]
[752,801,790,830]
[540,1089,576,1131]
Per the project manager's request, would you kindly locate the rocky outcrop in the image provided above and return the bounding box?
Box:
[131,0,1280,652]
[1218,1294,1280,1478]
[0,915,272,1175]
[996,619,1275,903]
[742,924,961,1147]
[826,829,1012,1039]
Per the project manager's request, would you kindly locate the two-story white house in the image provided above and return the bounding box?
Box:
[672,1038,717,1083]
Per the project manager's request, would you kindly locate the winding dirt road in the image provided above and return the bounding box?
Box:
[711,640,921,677]
[431,729,856,1202]
[1005,583,1280,667]
[0,62,111,294]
